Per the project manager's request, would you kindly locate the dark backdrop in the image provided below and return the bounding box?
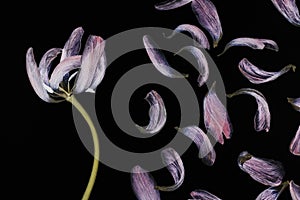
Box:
[2,0,300,199]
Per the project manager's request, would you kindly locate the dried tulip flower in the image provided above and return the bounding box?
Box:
[26,27,106,200]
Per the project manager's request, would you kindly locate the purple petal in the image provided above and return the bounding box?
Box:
[73,35,105,94]
[227,88,271,132]
[191,0,223,47]
[204,82,233,145]
[271,0,300,26]
[176,126,216,166]
[86,51,107,93]
[49,56,81,90]
[218,38,279,56]
[289,125,300,156]
[143,35,187,78]
[190,189,222,200]
[255,182,289,200]
[155,147,185,191]
[238,58,296,84]
[26,48,53,102]
[61,27,84,61]
[290,180,300,200]
[176,46,209,87]
[38,48,62,85]
[131,165,160,200]
[287,97,300,112]
[136,90,167,134]
[164,24,210,49]
[155,0,192,10]
[238,151,285,186]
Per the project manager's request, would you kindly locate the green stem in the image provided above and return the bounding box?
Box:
[67,96,100,200]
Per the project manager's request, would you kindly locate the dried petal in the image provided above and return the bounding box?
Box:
[136,90,167,134]
[73,35,105,94]
[204,82,233,145]
[176,46,209,87]
[155,147,184,191]
[290,180,300,200]
[131,165,160,200]
[255,182,289,200]
[238,58,296,84]
[176,125,216,166]
[238,151,285,186]
[26,48,53,102]
[190,189,222,200]
[155,0,192,10]
[271,0,300,26]
[61,26,84,61]
[38,48,62,85]
[49,56,81,90]
[164,24,210,49]
[191,0,222,47]
[287,97,300,112]
[289,125,300,156]
[218,38,279,56]
[86,51,107,93]
[143,35,187,78]
[227,88,270,132]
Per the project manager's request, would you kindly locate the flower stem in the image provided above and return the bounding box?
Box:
[67,96,100,200]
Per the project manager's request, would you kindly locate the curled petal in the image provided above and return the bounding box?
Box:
[49,56,81,90]
[155,0,192,10]
[38,48,62,85]
[238,151,285,186]
[176,126,216,166]
[289,125,300,156]
[271,0,300,26]
[191,0,222,47]
[136,90,167,134]
[131,165,160,200]
[218,38,279,56]
[190,189,222,200]
[255,182,289,200]
[61,27,84,61]
[143,35,187,78]
[238,58,296,84]
[204,82,233,145]
[155,147,184,191]
[73,35,105,94]
[227,88,270,132]
[176,46,209,87]
[26,48,53,102]
[287,97,300,112]
[164,24,210,49]
[290,180,300,200]
[86,51,107,93]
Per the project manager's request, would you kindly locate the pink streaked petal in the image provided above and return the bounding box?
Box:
[271,0,300,26]
[290,180,300,200]
[165,24,210,49]
[49,55,81,90]
[227,88,270,132]
[238,151,285,187]
[255,182,289,200]
[288,97,300,112]
[238,58,296,84]
[190,189,222,200]
[191,0,222,47]
[155,147,184,191]
[155,0,192,10]
[131,165,160,200]
[26,48,53,102]
[61,27,84,61]
[176,125,216,166]
[73,35,105,94]
[289,125,300,156]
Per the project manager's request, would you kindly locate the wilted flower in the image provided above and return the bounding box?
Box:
[26,27,106,103]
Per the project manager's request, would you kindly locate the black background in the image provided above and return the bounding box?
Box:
[2,0,300,199]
